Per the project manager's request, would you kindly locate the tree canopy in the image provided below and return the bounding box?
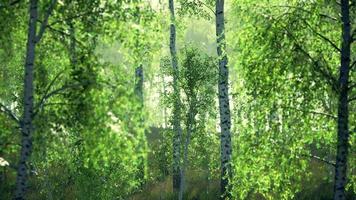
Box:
[0,0,355,200]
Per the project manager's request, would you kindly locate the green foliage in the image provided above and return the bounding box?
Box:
[159,45,220,194]
[0,0,355,199]
[229,0,355,199]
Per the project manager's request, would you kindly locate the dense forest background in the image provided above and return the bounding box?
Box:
[0,0,355,199]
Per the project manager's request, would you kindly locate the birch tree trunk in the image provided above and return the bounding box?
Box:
[215,0,232,199]
[15,0,56,198]
[133,1,147,184]
[179,98,196,200]
[14,0,38,198]
[169,0,182,196]
[333,1,351,199]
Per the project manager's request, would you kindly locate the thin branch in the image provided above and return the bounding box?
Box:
[9,0,21,6]
[45,24,86,47]
[41,69,65,102]
[282,106,337,120]
[269,5,338,21]
[302,154,336,167]
[269,15,339,91]
[41,102,77,107]
[0,0,21,9]
[294,43,339,92]
[302,19,341,52]
[36,0,57,43]
[197,0,215,15]
[33,83,85,117]
[0,103,20,124]
[48,10,98,26]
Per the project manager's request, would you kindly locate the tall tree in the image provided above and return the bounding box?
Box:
[169,0,182,196]
[215,0,232,198]
[176,46,217,200]
[333,0,351,199]
[15,0,56,199]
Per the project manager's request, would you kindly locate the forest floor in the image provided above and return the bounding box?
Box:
[129,127,220,200]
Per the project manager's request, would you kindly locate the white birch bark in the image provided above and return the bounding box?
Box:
[215,0,232,199]
[169,0,182,196]
[179,97,196,200]
[15,0,56,198]
[14,1,38,198]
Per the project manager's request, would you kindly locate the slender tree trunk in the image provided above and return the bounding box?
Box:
[134,0,144,103]
[178,124,191,200]
[215,0,232,199]
[333,1,351,199]
[68,20,77,68]
[14,0,38,199]
[135,64,147,184]
[133,1,147,184]
[14,1,56,198]
[135,65,144,102]
[179,99,196,200]
[169,0,182,197]
[161,72,168,128]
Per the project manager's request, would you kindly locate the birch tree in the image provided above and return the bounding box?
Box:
[230,0,355,198]
[176,46,217,200]
[168,0,183,196]
[334,1,352,199]
[215,0,233,198]
[14,0,57,199]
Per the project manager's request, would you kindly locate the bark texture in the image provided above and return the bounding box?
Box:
[169,0,182,196]
[179,97,197,200]
[14,1,55,198]
[14,0,38,199]
[215,0,232,199]
[333,1,351,199]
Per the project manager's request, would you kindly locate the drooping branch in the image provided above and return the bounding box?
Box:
[294,43,339,92]
[196,0,215,15]
[35,0,57,43]
[9,0,21,6]
[269,5,338,21]
[33,69,65,115]
[0,103,20,124]
[33,83,84,117]
[302,154,336,167]
[282,106,337,120]
[270,15,339,92]
[45,24,86,47]
[49,10,99,26]
[0,0,21,9]
[303,19,341,52]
